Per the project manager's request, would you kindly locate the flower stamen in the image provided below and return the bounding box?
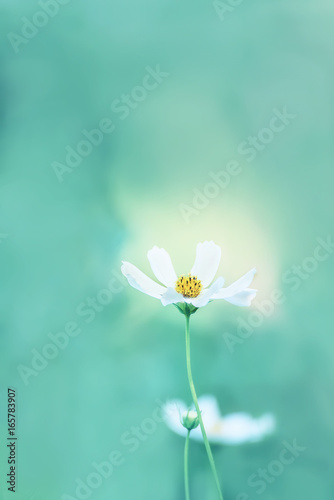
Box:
[175,274,202,298]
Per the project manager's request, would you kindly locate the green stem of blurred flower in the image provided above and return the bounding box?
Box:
[184,429,190,500]
[184,313,224,500]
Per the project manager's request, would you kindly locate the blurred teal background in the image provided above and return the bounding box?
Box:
[0,0,334,499]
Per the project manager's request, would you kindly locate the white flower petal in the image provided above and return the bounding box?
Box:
[121,261,166,299]
[147,246,178,287]
[212,268,256,299]
[160,288,185,306]
[163,395,275,446]
[163,400,188,438]
[191,241,221,288]
[196,395,222,427]
[191,277,224,308]
[223,288,257,307]
[211,412,276,445]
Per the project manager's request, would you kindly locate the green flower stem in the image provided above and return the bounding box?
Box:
[184,430,190,500]
[184,313,224,500]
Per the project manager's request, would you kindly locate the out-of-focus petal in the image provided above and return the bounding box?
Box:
[163,400,188,437]
[163,395,276,446]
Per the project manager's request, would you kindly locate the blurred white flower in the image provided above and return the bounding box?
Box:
[121,241,257,308]
[163,395,276,445]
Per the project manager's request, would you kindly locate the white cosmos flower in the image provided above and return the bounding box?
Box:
[121,241,257,308]
[163,395,276,445]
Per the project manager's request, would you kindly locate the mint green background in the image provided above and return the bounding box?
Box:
[1,1,333,499]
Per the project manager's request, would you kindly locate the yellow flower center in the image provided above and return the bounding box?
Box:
[175,274,202,298]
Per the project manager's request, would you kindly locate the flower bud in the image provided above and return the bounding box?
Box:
[181,410,200,431]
